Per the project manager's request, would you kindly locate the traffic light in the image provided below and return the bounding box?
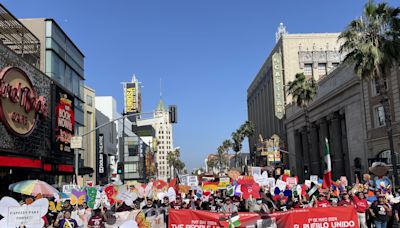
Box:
[169,105,177,123]
[117,162,124,174]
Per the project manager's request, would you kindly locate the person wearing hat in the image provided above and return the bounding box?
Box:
[314,194,331,208]
[351,191,369,228]
[369,194,391,228]
[338,192,353,207]
[220,197,238,213]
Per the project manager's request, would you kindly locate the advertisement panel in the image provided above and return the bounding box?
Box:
[125,82,138,114]
[169,207,358,228]
[54,85,74,153]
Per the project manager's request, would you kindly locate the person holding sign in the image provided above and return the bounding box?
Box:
[54,211,78,228]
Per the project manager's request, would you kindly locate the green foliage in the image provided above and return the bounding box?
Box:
[287,73,317,109]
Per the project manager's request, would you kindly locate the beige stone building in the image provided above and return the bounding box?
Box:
[247,24,342,167]
[78,86,96,185]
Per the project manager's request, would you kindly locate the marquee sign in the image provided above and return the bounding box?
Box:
[55,86,74,153]
[0,67,47,137]
[272,52,284,119]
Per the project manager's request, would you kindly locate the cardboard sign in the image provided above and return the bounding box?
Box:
[218,177,230,189]
[251,167,261,176]
[253,171,269,186]
[287,177,298,188]
[187,176,199,187]
[310,175,319,185]
[266,178,276,188]
[276,179,287,191]
[62,185,80,194]
[8,206,41,226]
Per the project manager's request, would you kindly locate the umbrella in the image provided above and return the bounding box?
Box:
[9,180,59,197]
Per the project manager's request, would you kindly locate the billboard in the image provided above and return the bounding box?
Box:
[53,85,74,153]
[125,82,141,114]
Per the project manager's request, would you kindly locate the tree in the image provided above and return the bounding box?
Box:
[231,121,256,167]
[167,148,186,177]
[339,0,400,185]
[222,139,232,167]
[216,145,227,173]
[206,159,217,173]
[287,72,317,129]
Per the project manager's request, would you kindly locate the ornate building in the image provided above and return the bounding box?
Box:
[247,24,343,167]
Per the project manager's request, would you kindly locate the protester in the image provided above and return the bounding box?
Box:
[87,209,105,228]
[55,211,79,228]
[141,198,158,218]
[352,191,369,228]
[220,197,238,213]
[369,194,391,228]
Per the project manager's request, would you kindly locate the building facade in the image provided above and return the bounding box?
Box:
[285,64,365,182]
[79,86,96,185]
[20,18,86,153]
[153,99,174,181]
[95,109,117,185]
[247,25,342,167]
[0,4,75,194]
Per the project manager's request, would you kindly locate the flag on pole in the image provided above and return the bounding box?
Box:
[322,138,332,189]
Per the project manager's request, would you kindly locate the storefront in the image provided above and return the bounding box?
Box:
[0,41,74,196]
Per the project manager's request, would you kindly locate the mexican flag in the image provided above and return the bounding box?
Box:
[322,138,332,189]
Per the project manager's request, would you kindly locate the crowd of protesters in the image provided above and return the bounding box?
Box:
[4,164,400,228]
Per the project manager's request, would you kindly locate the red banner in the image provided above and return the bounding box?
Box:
[169,206,359,228]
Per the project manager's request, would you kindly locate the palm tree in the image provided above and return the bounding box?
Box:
[206,159,217,174]
[339,0,400,185]
[231,121,256,167]
[222,139,232,167]
[287,72,317,129]
[167,148,186,178]
[216,145,226,173]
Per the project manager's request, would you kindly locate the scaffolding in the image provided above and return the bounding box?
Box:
[0,4,40,67]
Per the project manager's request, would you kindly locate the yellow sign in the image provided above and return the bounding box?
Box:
[125,83,138,113]
[272,52,284,119]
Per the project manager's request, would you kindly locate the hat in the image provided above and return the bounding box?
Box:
[369,162,389,176]
[378,194,386,199]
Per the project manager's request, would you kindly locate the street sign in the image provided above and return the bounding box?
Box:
[70,136,83,149]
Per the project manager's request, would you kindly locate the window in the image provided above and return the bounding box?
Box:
[318,63,327,77]
[86,95,93,107]
[371,79,387,96]
[124,163,138,173]
[304,64,312,76]
[374,106,386,127]
[330,62,339,72]
[128,143,139,156]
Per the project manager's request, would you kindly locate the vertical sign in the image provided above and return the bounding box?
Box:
[54,86,74,153]
[125,83,137,114]
[272,52,284,119]
[98,134,104,174]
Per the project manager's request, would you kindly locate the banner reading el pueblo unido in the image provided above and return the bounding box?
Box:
[169,206,358,228]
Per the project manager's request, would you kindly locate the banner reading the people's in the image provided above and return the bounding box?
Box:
[169,206,358,228]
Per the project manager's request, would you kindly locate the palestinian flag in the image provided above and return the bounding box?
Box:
[306,182,319,200]
[322,138,332,189]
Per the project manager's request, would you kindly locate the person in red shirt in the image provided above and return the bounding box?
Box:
[88,209,105,228]
[338,192,354,207]
[352,192,368,228]
[314,194,331,208]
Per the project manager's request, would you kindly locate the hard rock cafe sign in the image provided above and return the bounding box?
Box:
[0,67,47,137]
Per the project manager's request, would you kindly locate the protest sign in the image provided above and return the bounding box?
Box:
[218,177,230,189]
[253,171,269,186]
[62,184,80,194]
[187,175,199,187]
[286,177,298,188]
[251,167,261,176]
[276,179,287,191]
[310,175,319,184]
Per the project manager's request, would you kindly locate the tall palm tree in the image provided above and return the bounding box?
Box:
[222,139,232,167]
[216,145,227,173]
[167,148,186,178]
[339,0,400,185]
[287,72,317,129]
[231,121,256,167]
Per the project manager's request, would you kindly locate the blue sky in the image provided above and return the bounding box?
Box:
[4,0,398,171]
